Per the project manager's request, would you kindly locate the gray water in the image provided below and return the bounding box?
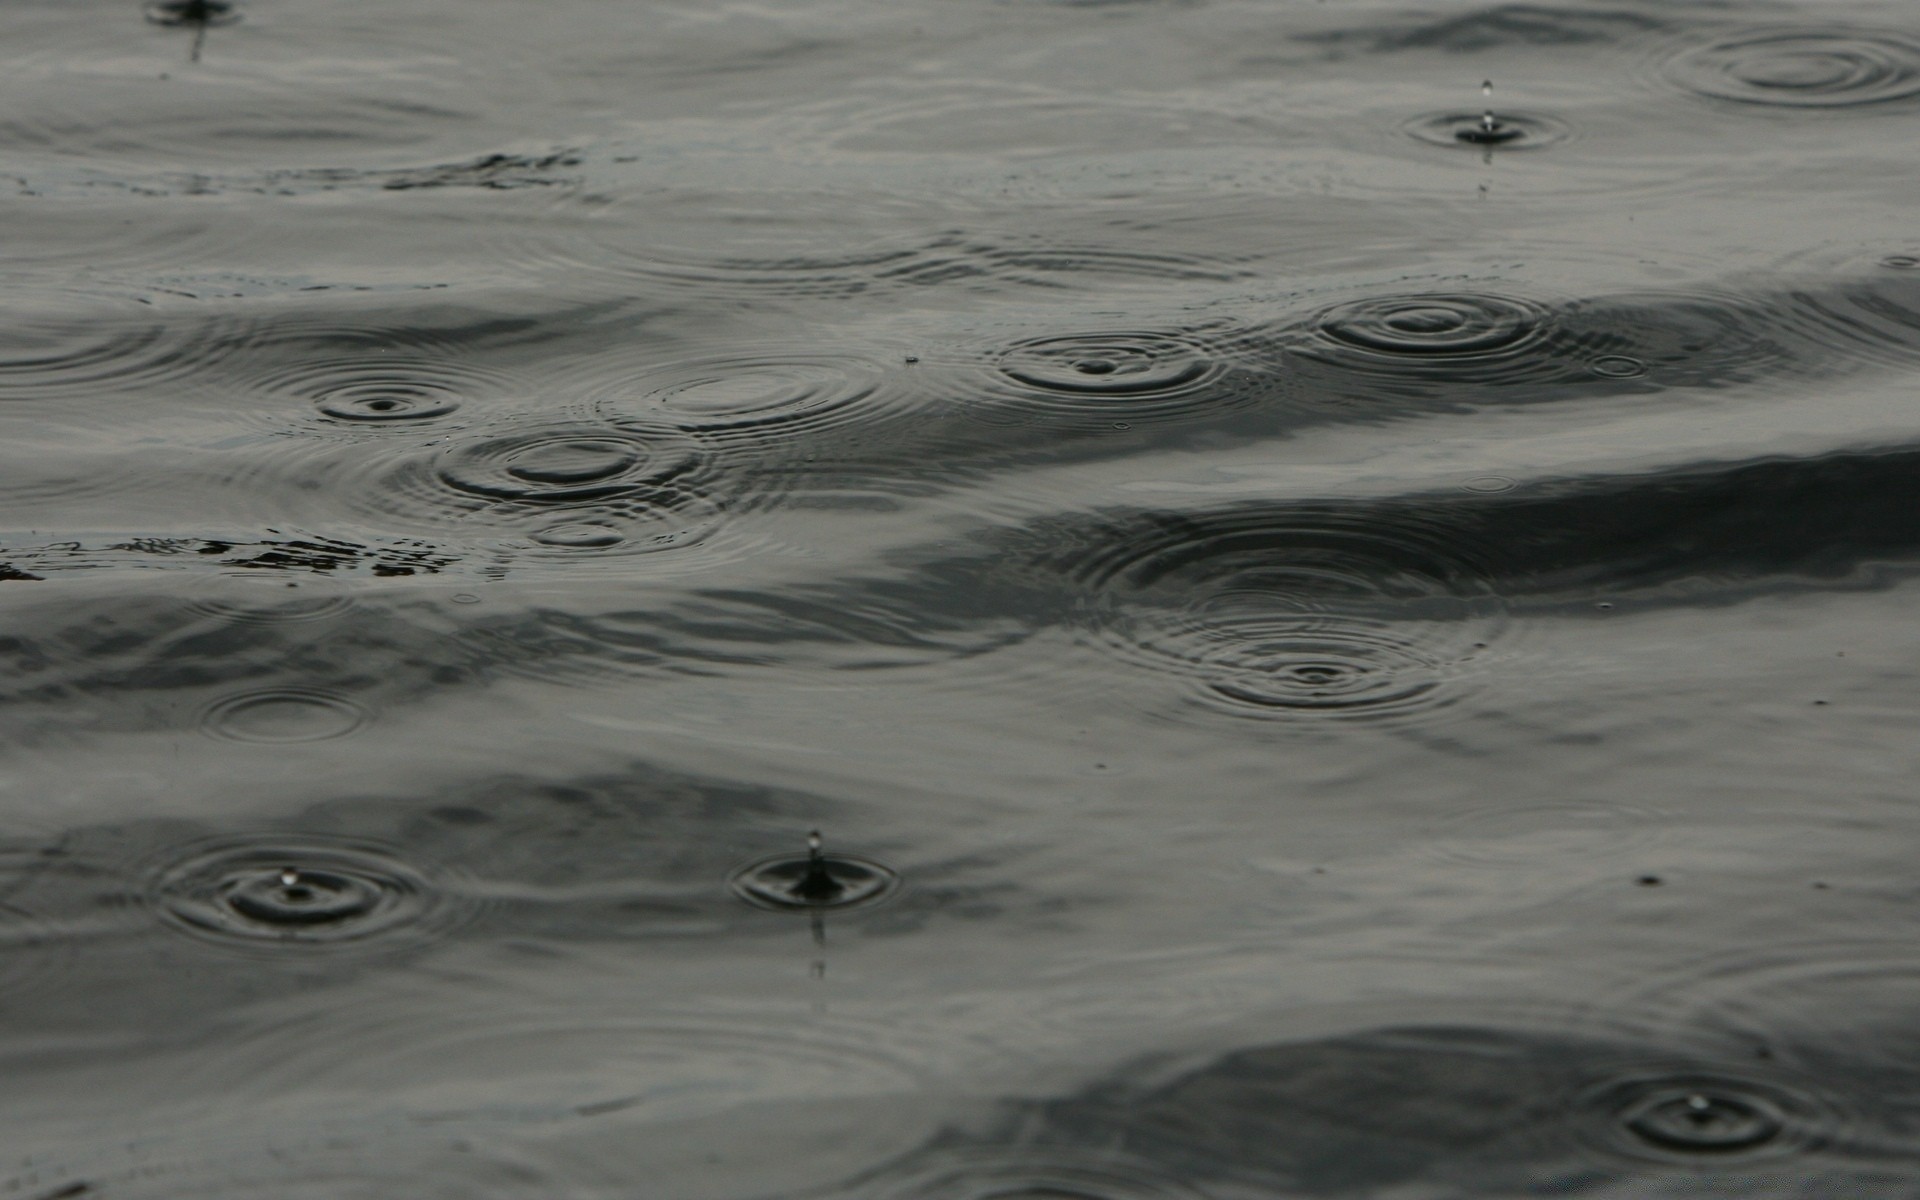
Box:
[7,0,1920,1195]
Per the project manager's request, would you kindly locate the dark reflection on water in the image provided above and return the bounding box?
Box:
[8,0,1920,1192]
[895,1022,1918,1198]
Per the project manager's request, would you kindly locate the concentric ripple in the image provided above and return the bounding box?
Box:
[1314,293,1549,362]
[594,351,896,444]
[148,834,468,952]
[199,688,370,743]
[1613,941,1920,1077]
[254,357,517,430]
[730,842,902,912]
[334,418,750,572]
[958,325,1277,428]
[434,423,699,503]
[1661,29,1920,108]
[0,294,249,406]
[184,571,355,624]
[1579,1071,1832,1164]
[1066,507,1507,721]
[1403,111,1570,149]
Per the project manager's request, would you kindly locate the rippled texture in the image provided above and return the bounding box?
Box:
[149,835,466,952]
[1663,29,1920,108]
[1060,506,1507,720]
[11,0,1920,1195]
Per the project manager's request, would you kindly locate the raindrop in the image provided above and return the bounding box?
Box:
[1461,475,1517,493]
[1405,83,1566,149]
[1455,79,1526,144]
[143,0,240,27]
[1881,255,1920,270]
[730,832,901,911]
[150,835,468,950]
[1586,1074,1825,1162]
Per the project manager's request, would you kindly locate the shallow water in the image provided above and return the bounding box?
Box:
[7,0,1920,1194]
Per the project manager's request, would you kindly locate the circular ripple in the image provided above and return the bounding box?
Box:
[730,850,901,912]
[1404,111,1570,148]
[960,325,1277,428]
[594,351,896,444]
[1316,294,1548,361]
[258,358,516,429]
[1067,507,1507,722]
[435,424,699,503]
[1614,942,1920,1077]
[335,419,748,574]
[149,835,466,952]
[1580,1071,1830,1164]
[185,571,354,624]
[1428,802,1661,867]
[200,688,369,743]
[1662,29,1920,108]
[1590,354,1648,378]
[0,294,250,406]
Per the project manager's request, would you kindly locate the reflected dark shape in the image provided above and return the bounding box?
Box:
[1290,5,1667,55]
[150,835,462,951]
[956,1024,1872,1198]
[1662,29,1920,108]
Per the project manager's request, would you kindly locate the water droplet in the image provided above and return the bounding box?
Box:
[143,0,240,26]
[730,839,900,911]
[150,836,466,950]
[1880,255,1920,270]
[1613,1080,1794,1156]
